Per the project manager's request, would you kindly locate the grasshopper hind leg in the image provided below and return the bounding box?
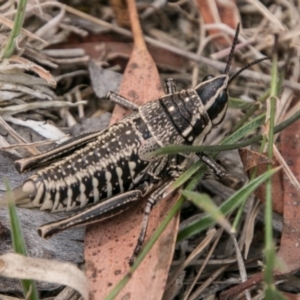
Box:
[38,190,143,238]
[129,180,174,265]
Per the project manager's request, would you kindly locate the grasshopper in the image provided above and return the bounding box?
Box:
[3,24,267,262]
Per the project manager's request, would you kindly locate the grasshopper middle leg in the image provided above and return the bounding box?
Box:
[129,180,174,265]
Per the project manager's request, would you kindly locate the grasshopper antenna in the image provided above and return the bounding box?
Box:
[222,23,270,83]
[224,23,240,75]
[229,57,270,84]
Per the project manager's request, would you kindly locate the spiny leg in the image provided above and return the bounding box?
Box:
[165,78,177,94]
[129,180,174,265]
[196,152,226,178]
[107,91,139,110]
[38,190,143,238]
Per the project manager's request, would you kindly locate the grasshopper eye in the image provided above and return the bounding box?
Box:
[202,74,214,82]
[207,90,228,125]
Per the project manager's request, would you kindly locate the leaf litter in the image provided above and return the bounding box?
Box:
[0,0,300,299]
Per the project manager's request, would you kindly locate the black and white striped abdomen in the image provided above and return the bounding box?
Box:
[23,116,153,213]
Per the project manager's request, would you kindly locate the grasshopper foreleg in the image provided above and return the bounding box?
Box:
[165,78,177,94]
[107,91,139,110]
[196,152,226,178]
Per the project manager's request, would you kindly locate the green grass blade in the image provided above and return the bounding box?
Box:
[156,112,267,193]
[151,110,300,157]
[228,97,256,110]
[221,113,266,145]
[152,113,266,156]
[177,167,280,242]
[170,160,205,190]
[1,0,28,58]
[4,179,39,300]
[182,191,232,233]
[265,287,286,300]
[231,88,270,132]
[264,42,281,299]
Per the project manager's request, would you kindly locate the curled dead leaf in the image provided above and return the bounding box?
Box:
[239,148,283,215]
[9,56,56,88]
[0,253,88,300]
[239,148,273,172]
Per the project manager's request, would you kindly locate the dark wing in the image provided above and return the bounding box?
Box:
[15,131,103,173]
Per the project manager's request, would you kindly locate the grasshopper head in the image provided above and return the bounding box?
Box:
[195,74,229,126]
[195,23,268,128]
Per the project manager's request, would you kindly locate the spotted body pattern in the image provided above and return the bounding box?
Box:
[7,24,267,262]
[17,75,228,216]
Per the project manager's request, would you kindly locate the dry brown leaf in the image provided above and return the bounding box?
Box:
[239,148,283,215]
[8,56,57,88]
[239,148,273,172]
[277,117,300,272]
[197,0,239,46]
[84,1,180,299]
